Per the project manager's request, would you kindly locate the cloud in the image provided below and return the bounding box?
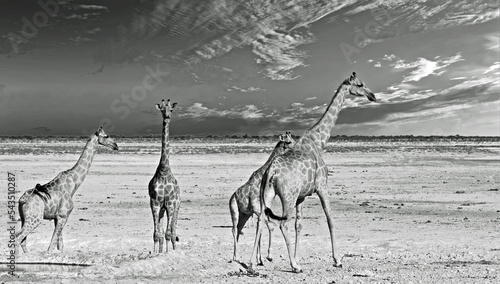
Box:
[251,30,315,80]
[91,0,498,80]
[227,86,265,93]
[86,28,101,35]
[180,103,265,120]
[484,33,500,50]
[393,53,463,82]
[483,61,500,75]
[382,54,398,61]
[2,1,498,81]
[77,5,108,11]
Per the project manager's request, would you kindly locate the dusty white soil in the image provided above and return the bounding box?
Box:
[0,141,499,283]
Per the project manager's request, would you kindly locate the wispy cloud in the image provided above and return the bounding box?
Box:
[180,103,265,120]
[392,53,463,82]
[90,0,498,80]
[227,86,265,93]
[77,5,108,11]
[483,61,500,75]
[252,30,315,80]
[484,33,500,50]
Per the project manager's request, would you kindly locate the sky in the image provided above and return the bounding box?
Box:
[0,0,499,136]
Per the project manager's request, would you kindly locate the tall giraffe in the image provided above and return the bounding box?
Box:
[249,72,377,273]
[229,132,294,264]
[148,99,181,253]
[16,127,118,253]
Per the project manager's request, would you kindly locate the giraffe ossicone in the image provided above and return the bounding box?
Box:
[16,127,118,253]
[248,72,377,273]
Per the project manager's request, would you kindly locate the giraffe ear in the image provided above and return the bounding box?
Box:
[172,102,178,109]
[155,104,161,110]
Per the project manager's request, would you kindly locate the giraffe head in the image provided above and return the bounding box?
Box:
[275,131,295,154]
[95,127,119,150]
[345,72,376,102]
[156,99,177,120]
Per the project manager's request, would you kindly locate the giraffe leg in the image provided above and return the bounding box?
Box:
[17,204,28,254]
[229,194,239,262]
[170,201,180,251]
[54,219,64,251]
[279,209,302,273]
[150,199,162,253]
[316,189,342,267]
[164,205,175,253]
[158,207,166,253]
[248,213,264,273]
[294,199,305,260]
[16,201,43,254]
[48,201,73,252]
[231,206,250,263]
[256,220,264,266]
[265,218,274,262]
[48,215,69,252]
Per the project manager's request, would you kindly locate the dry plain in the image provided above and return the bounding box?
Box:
[0,138,499,283]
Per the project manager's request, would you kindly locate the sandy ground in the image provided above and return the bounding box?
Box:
[0,141,499,283]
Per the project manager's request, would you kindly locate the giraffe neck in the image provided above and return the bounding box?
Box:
[155,118,171,174]
[297,83,349,150]
[257,147,282,172]
[69,136,98,195]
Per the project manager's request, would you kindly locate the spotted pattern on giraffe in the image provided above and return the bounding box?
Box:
[15,127,118,253]
[148,99,181,254]
[230,132,295,264]
[249,72,377,273]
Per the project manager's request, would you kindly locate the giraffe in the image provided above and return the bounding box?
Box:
[229,132,295,264]
[16,127,118,253]
[148,99,181,253]
[248,72,377,273]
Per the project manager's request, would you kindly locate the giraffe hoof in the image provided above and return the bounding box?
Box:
[292,267,303,273]
[266,256,273,262]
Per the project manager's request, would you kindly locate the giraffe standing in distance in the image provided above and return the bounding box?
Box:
[249,72,377,273]
[16,127,118,253]
[229,132,294,264]
[149,99,181,253]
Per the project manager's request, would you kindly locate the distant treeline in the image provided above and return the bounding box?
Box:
[0,134,498,143]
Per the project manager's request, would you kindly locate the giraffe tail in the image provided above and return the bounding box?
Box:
[261,165,287,221]
[34,184,51,202]
[264,208,286,221]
